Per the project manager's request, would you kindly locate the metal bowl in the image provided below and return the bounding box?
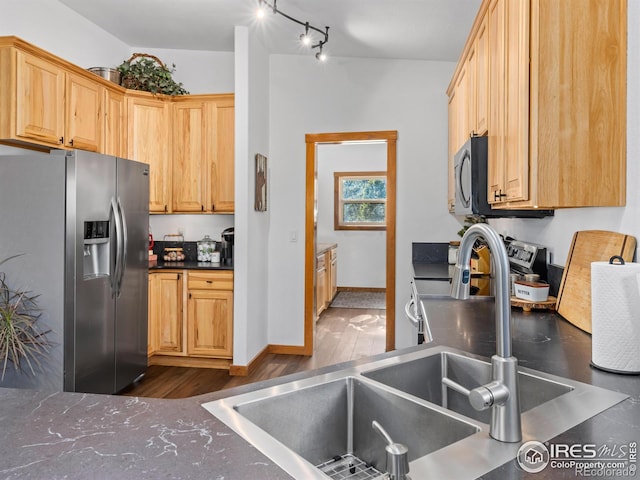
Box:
[87,67,121,85]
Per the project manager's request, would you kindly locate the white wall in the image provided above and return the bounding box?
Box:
[489,2,640,267]
[267,55,461,349]
[317,143,386,288]
[149,215,234,242]
[232,26,270,365]
[125,47,234,94]
[1,0,129,67]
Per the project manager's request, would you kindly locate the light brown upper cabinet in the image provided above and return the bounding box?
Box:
[474,13,489,136]
[0,37,114,152]
[103,88,127,157]
[172,94,235,213]
[0,44,65,148]
[210,95,235,213]
[127,91,172,213]
[448,0,626,209]
[65,71,103,152]
[447,91,458,213]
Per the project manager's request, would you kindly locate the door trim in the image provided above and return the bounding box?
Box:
[304,130,397,355]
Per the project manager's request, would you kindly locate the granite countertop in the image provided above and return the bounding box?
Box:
[149,240,234,271]
[1,301,638,478]
[149,259,234,271]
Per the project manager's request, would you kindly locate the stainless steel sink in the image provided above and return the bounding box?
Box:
[235,376,479,475]
[362,351,573,424]
[202,346,628,479]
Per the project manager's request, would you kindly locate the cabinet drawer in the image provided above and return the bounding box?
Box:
[187,271,233,290]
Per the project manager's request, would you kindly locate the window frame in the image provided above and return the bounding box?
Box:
[334,171,387,231]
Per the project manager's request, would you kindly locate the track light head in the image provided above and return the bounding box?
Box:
[257,1,330,61]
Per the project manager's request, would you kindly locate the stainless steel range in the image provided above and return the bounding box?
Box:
[506,240,548,280]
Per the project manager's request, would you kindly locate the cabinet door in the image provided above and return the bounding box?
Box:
[65,72,103,151]
[475,13,489,135]
[15,50,65,146]
[127,94,171,213]
[172,100,208,212]
[455,64,470,145]
[103,89,126,157]
[148,272,183,355]
[466,44,477,137]
[447,92,458,212]
[316,266,326,317]
[503,0,529,202]
[210,97,235,213]
[487,0,506,204]
[187,289,233,358]
[330,250,338,301]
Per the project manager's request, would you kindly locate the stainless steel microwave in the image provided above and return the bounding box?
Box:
[453,136,553,218]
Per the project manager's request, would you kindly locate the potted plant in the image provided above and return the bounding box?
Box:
[0,255,51,380]
[457,214,488,239]
[117,53,189,96]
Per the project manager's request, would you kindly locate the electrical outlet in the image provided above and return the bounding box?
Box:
[177,227,185,237]
[290,230,298,242]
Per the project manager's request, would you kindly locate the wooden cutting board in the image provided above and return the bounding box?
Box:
[556,230,636,333]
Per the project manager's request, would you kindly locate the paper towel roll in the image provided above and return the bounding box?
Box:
[591,260,640,374]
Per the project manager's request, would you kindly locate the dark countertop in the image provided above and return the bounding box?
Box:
[149,259,234,270]
[1,300,638,479]
[149,240,234,271]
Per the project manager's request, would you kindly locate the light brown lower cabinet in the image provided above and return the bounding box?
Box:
[316,246,338,318]
[316,253,327,317]
[148,269,233,368]
[148,271,183,356]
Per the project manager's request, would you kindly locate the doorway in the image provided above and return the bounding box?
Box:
[303,131,397,355]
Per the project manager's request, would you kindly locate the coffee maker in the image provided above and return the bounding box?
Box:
[221,227,234,264]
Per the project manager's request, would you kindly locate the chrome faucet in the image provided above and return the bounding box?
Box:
[448,223,522,443]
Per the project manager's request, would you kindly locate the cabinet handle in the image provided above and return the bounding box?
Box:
[189,293,192,299]
[59,136,64,144]
[206,280,213,284]
[164,205,168,213]
[201,205,204,212]
[211,203,215,211]
[494,191,507,200]
[69,138,74,146]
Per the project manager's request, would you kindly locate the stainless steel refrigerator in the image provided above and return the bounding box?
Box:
[0,149,149,394]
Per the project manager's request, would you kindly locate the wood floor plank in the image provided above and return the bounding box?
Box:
[121,306,386,399]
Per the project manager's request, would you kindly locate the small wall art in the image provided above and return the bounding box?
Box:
[255,153,267,211]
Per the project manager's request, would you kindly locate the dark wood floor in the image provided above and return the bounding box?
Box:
[120,306,386,399]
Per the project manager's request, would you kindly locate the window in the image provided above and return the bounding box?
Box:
[334,171,387,230]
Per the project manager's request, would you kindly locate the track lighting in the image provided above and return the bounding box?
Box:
[257,0,330,61]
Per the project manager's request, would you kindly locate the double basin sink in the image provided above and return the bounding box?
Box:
[203,345,627,479]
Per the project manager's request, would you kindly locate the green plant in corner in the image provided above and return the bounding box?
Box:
[0,255,51,380]
[457,214,488,238]
[117,53,189,96]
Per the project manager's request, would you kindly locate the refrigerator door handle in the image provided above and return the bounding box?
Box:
[110,197,124,296]
[116,197,128,295]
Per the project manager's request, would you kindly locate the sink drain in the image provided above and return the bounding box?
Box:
[316,454,385,479]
